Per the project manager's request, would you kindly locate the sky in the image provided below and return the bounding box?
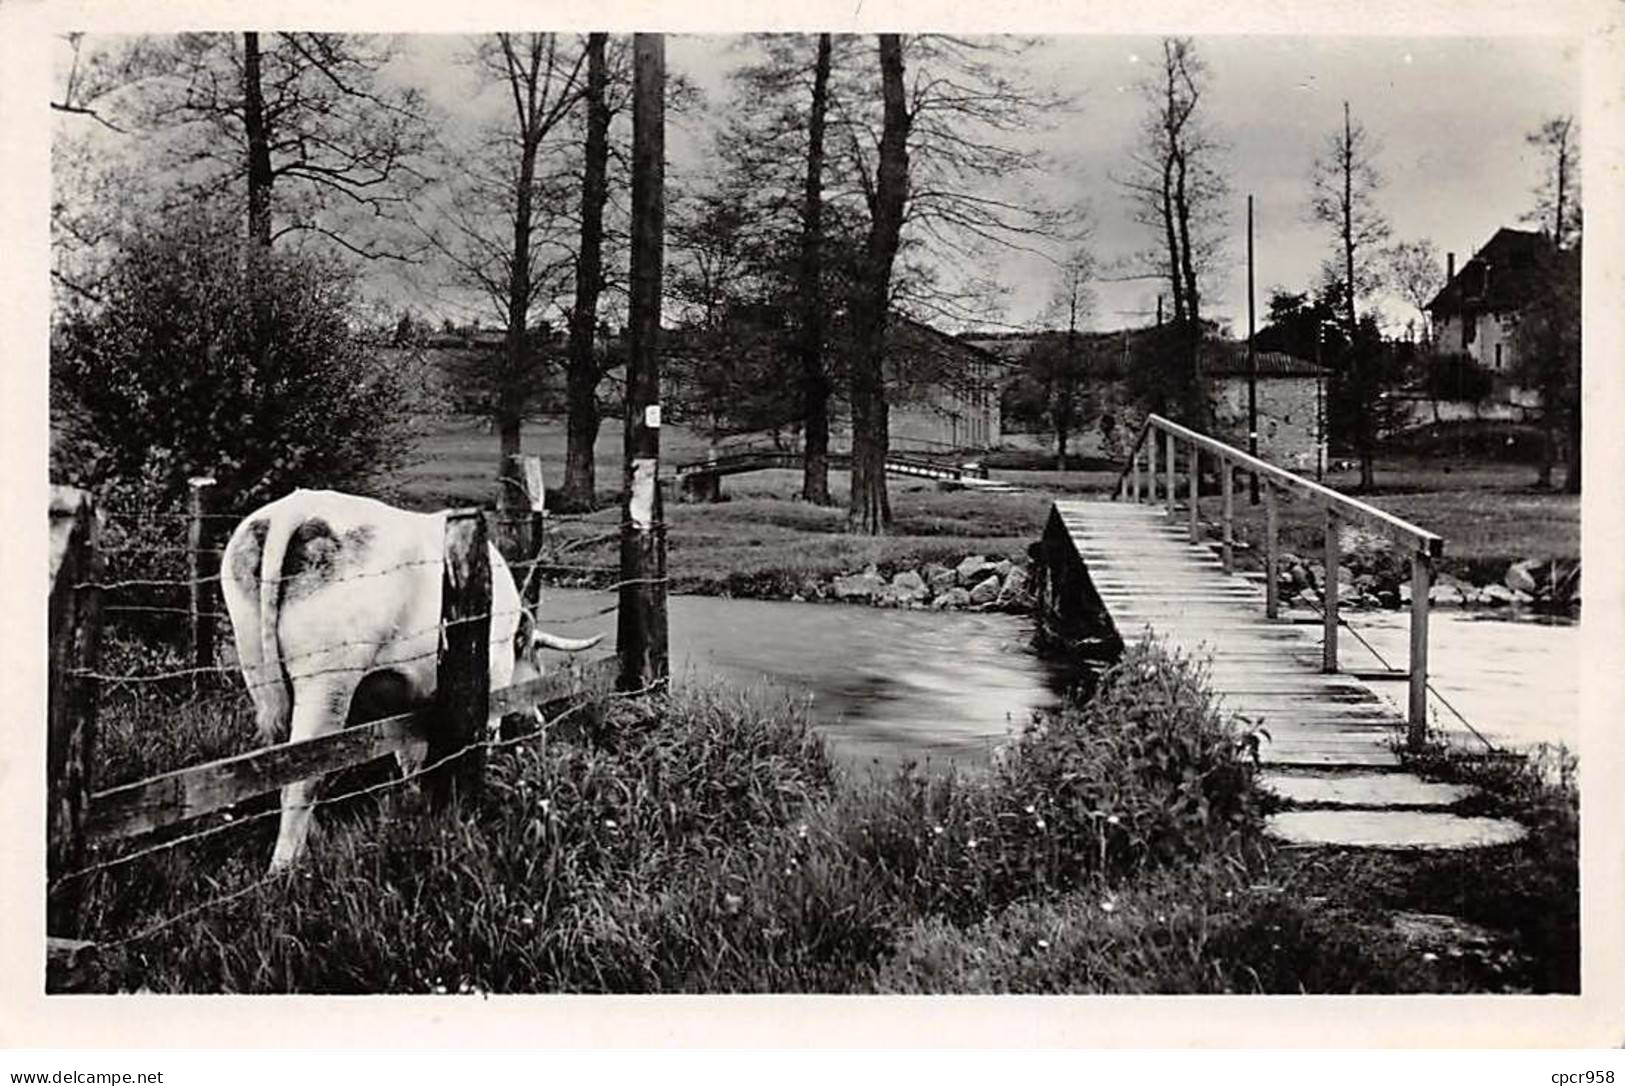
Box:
[50,29,1583,340]
[658,33,1582,337]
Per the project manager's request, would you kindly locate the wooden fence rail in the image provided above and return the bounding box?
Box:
[1115,413,1443,749]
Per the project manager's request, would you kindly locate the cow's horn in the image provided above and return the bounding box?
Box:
[532,631,604,652]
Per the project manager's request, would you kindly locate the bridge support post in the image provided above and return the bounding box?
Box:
[1188,445,1200,542]
[1322,508,1340,673]
[1264,483,1279,619]
[1130,444,1141,501]
[1164,431,1176,518]
[1146,430,1158,505]
[1408,552,1433,749]
[1221,463,1234,573]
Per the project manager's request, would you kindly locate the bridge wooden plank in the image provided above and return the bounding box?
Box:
[1054,497,1409,774]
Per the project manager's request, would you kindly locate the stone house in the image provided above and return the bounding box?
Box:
[1426,227,1551,376]
[967,328,1327,471]
[1204,345,1330,474]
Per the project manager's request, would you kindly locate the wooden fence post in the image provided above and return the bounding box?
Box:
[1322,507,1340,673]
[1264,482,1279,619]
[508,455,546,614]
[188,476,218,685]
[48,487,104,939]
[1409,551,1433,749]
[1187,444,1200,543]
[429,509,490,808]
[1221,461,1234,573]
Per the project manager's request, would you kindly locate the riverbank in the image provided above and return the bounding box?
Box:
[70,644,1577,994]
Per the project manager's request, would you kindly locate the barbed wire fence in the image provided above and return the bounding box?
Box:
[46,456,669,988]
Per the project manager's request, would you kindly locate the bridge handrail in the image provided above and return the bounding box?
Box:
[1119,413,1443,558]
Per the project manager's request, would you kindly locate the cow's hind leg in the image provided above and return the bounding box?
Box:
[268,675,359,873]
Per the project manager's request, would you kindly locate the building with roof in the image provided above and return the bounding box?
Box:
[1425,227,1552,375]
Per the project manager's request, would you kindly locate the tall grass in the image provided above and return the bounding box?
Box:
[75,643,1268,993]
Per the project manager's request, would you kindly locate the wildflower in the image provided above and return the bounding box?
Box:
[432,984,448,994]
[1100,899,1117,914]
[1037,939,1051,950]
[797,824,809,840]
[966,838,979,850]
[1421,952,1439,963]
[521,915,535,927]
[1106,814,1121,826]
[932,824,945,836]
[1034,818,1047,830]
[458,980,473,994]
[603,819,617,830]
[723,893,744,915]
[1024,804,1036,814]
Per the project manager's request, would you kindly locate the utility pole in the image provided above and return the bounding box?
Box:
[1248,194,1259,505]
[618,32,669,692]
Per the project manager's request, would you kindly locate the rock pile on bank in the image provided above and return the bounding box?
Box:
[1271,527,1580,613]
[807,554,1032,612]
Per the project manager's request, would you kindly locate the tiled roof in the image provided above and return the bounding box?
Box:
[1426,227,1551,315]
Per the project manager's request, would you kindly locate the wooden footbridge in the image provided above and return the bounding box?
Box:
[675,445,988,499]
[1037,415,1524,849]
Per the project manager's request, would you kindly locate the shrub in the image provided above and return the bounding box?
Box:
[51,206,421,518]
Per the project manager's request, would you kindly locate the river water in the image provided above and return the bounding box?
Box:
[541,587,1069,770]
[538,588,1578,768]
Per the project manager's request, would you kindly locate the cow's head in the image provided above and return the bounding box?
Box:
[511,606,603,688]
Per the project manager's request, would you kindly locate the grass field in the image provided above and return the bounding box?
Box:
[68,641,1577,994]
[380,415,1577,595]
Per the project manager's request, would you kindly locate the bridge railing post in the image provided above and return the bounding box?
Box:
[1220,461,1234,573]
[1164,430,1176,518]
[1187,443,1200,543]
[1408,551,1433,749]
[1264,482,1279,619]
[1147,428,1158,505]
[1130,443,1141,501]
[1322,507,1340,673]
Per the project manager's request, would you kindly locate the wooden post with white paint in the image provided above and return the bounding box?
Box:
[1322,507,1340,673]
[1187,443,1200,543]
[1409,552,1433,748]
[1164,429,1175,517]
[430,509,490,808]
[1264,482,1279,619]
[619,33,670,693]
[1146,428,1158,505]
[47,487,104,942]
[187,476,218,684]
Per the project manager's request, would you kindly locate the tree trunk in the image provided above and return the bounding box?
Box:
[1340,103,1374,491]
[847,34,909,535]
[562,32,609,512]
[799,34,833,505]
[242,33,273,250]
[1564,397,1580,494]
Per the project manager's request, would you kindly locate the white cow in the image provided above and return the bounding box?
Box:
[221,489,599,871]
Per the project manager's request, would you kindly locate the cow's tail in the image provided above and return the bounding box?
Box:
[252,504,298,744]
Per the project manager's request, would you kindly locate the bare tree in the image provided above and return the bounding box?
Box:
[133,33,434,257]
[1119,38,1228,428]
[1524,116,1580,249]
[560,32,611,512]
[798,34,836,503]
[1039,246,1098,468]
[1383,237,1444,343]
[847,34,910,534]
[425,34,587,473]
[1310,100,1391,489]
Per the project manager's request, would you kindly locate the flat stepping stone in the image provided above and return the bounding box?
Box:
[1259,771,1477,808]
[1266,809,1526,850]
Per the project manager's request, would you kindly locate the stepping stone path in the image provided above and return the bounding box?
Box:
[1052,498,1527,852]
